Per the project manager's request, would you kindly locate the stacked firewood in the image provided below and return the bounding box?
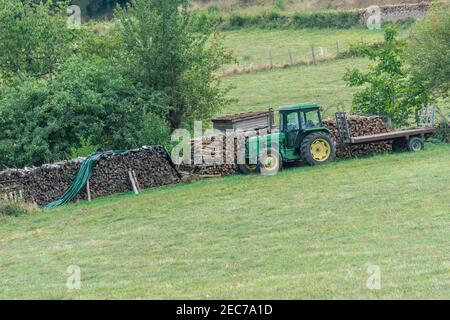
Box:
[180,116,392,175]
[0,147,181,206]
[324,115,392,158]
[179,130,264,176]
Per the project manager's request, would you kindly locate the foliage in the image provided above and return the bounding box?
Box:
[0,0,80,82]
[343,27,429,126]
[0,0,231,168]
[70,137,101,158]
[0,57,158,168]
[220,9,362,30]
[407,4,450,99]
[115,0,234,130]
[138,113,172,150]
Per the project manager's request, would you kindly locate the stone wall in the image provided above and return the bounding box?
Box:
[359,2,431,23]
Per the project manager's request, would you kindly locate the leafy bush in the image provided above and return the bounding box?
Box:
[0,0,232,169]
[0,56,158,168]
[221,9,362,31]
[138,113,172,150]
[70,137,101,159]
[407,4,450,99]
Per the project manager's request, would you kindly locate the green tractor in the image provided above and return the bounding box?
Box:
[237,104,336,175]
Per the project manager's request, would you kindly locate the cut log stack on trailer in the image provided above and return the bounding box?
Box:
[324,115,392,158]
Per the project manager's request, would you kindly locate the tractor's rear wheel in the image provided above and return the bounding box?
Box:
[258,147,281,176]
[301,132,336,165]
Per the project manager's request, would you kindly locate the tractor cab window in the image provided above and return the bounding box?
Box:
[303,110,321,128]
[285,112,300,131]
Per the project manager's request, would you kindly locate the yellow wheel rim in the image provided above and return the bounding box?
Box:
[245,164,257,171]
[310,139,331,162]
[264,155,278,169]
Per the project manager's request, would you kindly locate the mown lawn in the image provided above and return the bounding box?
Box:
[1,144,449,299]
[220,57,370,117]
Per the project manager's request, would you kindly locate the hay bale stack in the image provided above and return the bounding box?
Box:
[0,146,180,206]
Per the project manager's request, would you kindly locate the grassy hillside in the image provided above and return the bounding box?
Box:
[220,57,370,117]
[222,28,385,70]
[1,143,449,299]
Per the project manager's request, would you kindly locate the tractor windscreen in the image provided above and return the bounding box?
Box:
[303,110,322,128]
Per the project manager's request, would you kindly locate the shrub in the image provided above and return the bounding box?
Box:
[291,10,361,29]
[221,9,362,31]
[407,4,450,99]
[0,56,155,168]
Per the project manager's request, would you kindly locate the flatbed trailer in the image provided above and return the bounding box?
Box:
[335,110,436,152]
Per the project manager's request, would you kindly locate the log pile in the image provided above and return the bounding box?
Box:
[180,115,392,175]
[324,115,392,158]
[0,146,181,206]
[179,130,265,176]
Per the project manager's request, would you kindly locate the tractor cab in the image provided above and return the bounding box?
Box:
[279,104,325,149]
[238,103,336,175]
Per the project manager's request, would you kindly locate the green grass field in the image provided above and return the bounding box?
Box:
[220,57,370,117]
[1,144,449,299]
[223,28,385,69]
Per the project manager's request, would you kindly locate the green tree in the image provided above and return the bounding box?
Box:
[115,0,234,131]
[0,56,162,168]
[0,1,79,81]
[344,27,429,126]
[407,4,450,99]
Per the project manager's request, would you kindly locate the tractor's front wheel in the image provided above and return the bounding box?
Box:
[301,132,336,165]
[258,147,282,176]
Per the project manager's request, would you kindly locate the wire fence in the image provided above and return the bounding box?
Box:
[222,38,368,76]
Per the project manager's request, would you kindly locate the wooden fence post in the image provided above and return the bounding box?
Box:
[128,170,139,195]
[86,180,91,202]
[288,49,293,66]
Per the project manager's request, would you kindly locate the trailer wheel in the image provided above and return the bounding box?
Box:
[407,137,424,152]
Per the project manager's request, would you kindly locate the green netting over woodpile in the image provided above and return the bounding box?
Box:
[44,151,125,209]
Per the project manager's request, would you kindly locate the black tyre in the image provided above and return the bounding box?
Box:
[407,137,424,152]
[237,163,258,175]
[258,147,282,176]
[300,132,336,166]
